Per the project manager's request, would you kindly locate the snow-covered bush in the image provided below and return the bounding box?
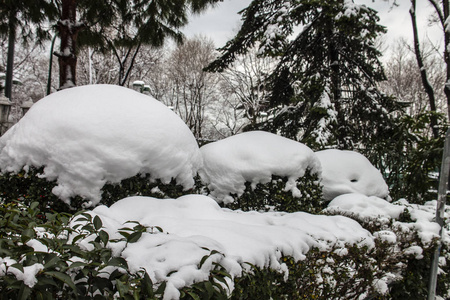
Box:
[0,85,202,209]
[3,194,447,299]
[315,149,390,201]
[200,131,323,212]
[325,194,450,299]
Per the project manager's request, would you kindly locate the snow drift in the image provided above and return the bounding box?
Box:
[0,84,202,207]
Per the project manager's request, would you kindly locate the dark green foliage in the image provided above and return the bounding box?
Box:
[365,111,449,204]
[101,174,201,207]
[208,0,402,150]
[0,167,198,213]
[0,201,146,299]
[327,207,450,300]
[0,201,233,299]
[221,170,324,214]
[231,243,395,300]
[0,0,58,45]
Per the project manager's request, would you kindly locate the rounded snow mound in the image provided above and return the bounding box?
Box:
[0,84,202,207]
[199,131,321,204]
[315,149,389,201]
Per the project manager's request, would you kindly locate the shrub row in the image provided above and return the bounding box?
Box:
[0,169,449,299]
[0,167,322,214]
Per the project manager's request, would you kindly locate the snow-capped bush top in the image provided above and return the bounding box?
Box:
[199,131,321,204]
[0,84,202,207]
[90,194,374,298]
[315,149,389,201]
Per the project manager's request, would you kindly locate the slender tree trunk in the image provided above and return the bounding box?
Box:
[55,0,82,89]
[410,0,439,138]
[4,10,16,100]
[443,0,450,120]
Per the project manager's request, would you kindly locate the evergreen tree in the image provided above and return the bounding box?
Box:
[55,0,223,89]
[0,0,58,99]
[207,0,404,150]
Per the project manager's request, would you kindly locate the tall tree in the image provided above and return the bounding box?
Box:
[165,36,219,140]
[54,0,223,89]
[0,0,57,99]
[207,0,403,150]
[409,0,439,138]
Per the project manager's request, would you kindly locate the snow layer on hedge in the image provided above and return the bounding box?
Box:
[315,149,389,201]
[89,195,373,299]
[325,193,446,244]
[199,131,322,203]
[0,85,202,207]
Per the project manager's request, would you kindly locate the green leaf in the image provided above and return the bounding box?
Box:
[35,277,58,288]
[30,202,39,211]
[187,291,201,300]
[21,228,35,243]
[142,271,154,297]
[71,233,86,244]
[45,271,77,292]
[93,215,103,231]
[204,281,215,298]
[44,254,61,269]
[18,283,32,300]
[155,281,167,295]
[99,230,109,245]
[116,279,129,297]
[69,261,88,269]
[107,257,128,269]
[11,263,24,273]
[127,231,142,243]
[198,255,209,268]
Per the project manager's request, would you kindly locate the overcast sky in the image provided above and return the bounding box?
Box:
[183,0,442,58]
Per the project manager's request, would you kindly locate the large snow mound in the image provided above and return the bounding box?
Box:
[315,149,389,201]
[88,195,373,299]
[199,131,322,204]
[0,84,202,207]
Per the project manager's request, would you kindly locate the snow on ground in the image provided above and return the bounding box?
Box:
[199,131,322,203]
[0,85,202,207]
[315,149,389,201]
[88,194,374,299]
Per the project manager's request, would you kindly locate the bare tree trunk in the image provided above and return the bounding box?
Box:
[410,0,439,138]
[5,10,16,100]
[55,0,82,89]
[443,0,450,120]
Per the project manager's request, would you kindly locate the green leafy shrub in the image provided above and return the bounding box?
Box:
[0,168,200,213]
[366,111,448,204]
[220,170,324,213]
[325,208,450,300]
[0,201,232,299]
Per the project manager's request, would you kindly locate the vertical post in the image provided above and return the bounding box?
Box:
[428,128,450,300]
[47,34,57,96]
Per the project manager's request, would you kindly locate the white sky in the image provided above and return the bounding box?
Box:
[183,0,443,58]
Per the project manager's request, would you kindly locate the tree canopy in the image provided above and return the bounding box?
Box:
[208,0,404,149]
[54,0,223,88]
